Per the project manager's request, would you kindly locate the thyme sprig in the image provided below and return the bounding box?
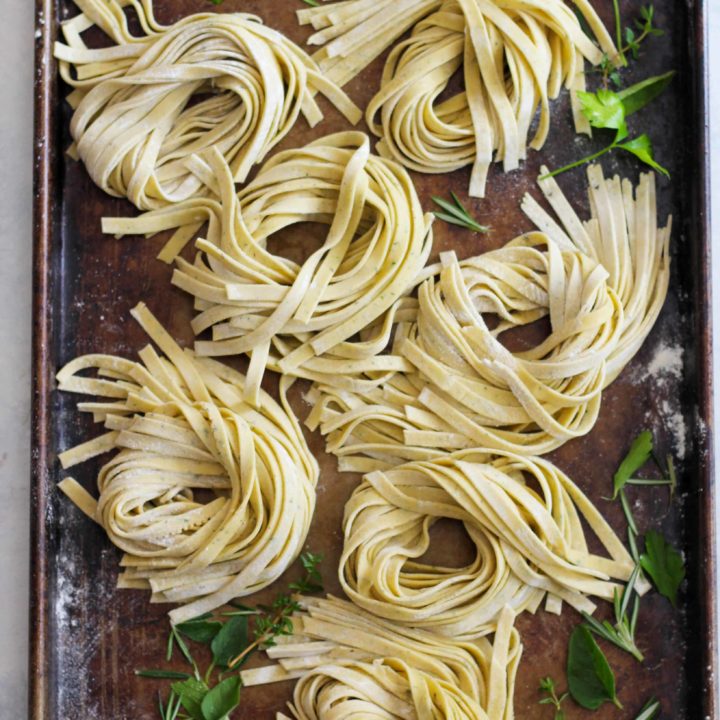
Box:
[593,5,664,88]
[538,676,568,719]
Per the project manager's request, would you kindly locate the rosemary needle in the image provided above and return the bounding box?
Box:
[432,193,489,233]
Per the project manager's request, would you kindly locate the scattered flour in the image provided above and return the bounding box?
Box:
[643,341,684,384]
[660,398,688,460]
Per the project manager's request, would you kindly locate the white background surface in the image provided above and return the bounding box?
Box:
[0,3,716,719]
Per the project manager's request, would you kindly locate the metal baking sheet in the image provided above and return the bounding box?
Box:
[30,0,715,717]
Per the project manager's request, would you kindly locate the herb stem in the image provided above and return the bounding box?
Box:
[612,0,627,66]
[540,144,614,179]
[619,489,638,535]
[625,478,673,486]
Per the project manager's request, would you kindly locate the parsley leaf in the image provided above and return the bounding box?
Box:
[567,626,622,710]
[640,530,685,606]
[618,135,670,177]
[577,88,627,138]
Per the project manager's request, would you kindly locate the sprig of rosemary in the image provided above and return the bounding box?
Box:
[635,697,661,719]
[582,563,643,661]
[432,193,490,233]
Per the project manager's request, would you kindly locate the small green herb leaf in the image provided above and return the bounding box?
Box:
[289,551,324,594]
[640,530,685,605]
[567,626,622,710]
[432,194,490,233]
[136,669,193,680]
[171,678,208,720]
[211,615,250,668]
[177,619,223,644]
[577,88,626,133]
[613,430,654,499]
[618,134,670,177]
[538,676,568,718]
[200,675,241,720]
[618,71,675,116]
[635,697,661,719]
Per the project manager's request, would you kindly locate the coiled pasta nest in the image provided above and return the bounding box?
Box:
[241,595,521,720]
[105,132,434,405]
[307,166,671,469]
[337,450,639,638]
[54,0,360,209]
[57,303,318,624]
[299,0,618,195]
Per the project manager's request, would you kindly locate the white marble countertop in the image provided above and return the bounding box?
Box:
[0,3,716,718]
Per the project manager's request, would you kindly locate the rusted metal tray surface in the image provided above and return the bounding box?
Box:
[31,0,714,718]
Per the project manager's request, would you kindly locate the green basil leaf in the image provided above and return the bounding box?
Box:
[177,620,223,644]
[577,89,626,131]
[618,71,675,117]
[640,530,685,606]
[201,676,242,720]
[613,430,654,498]
[171,678,208,720]
[567,626,621,710]
[211,615,250,668]
[618,135,670,177]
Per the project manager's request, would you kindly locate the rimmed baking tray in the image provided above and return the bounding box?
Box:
[30,0,715,717]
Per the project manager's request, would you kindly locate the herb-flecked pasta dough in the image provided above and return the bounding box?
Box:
[104,132,433,406]
[298,0,618,196]
[56,303,318,625]
[307,166,671,470]
[53,0,360,210]
[240,596,521,720]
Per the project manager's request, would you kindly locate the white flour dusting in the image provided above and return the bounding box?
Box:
[660,398,688,460]
[641,341,684,385]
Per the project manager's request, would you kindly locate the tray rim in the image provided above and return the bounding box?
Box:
[28,0,716,717]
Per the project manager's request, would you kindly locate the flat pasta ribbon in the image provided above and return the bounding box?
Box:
[56,303,318,625]
[299,0,618,196]
[307,166,671,469]
[338,450,640,638]
[104,132,434,406]
[240,595,521,720]
[54,0,360,209]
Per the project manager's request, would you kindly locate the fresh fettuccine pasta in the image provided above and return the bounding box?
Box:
[56,303,318,625]
[240,595,521,720]
[54,0,360,210]
[299,0,618,196]
[307,166,671,469]
[104,132,433,406]
[338,450,640,638]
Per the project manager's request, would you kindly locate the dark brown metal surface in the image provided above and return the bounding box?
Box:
[31,0,715,718]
